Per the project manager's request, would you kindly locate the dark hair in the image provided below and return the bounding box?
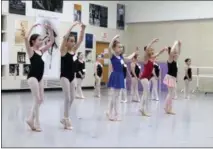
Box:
[77,52,82,59]
[144,46,147,51]
[185,58,191,63]
[112,40,120,49]
[29,34,40,47]
[67,35,75,42]
[133,54,138,59]
[168,46,171,54]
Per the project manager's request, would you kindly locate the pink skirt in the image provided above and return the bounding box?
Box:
[163,74,177,88]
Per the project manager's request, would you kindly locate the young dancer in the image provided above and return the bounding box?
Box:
[94,54,103,98]
[184,58,192,99]
[163,41,181,115]
[150,60,160,101]
[75,52,86,99]
[60,22,86,129]
[130,51,141,102]
[140,38,166,116]
[106,35,138,121]
[24,23,54,132]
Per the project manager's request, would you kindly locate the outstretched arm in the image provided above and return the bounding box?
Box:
[123,47,139,61]
[60,22,79,54]
[151,47,167,59]
[73,23,86,52]
[108,35,120,58]
[24,23,41,58]
[39,25,54,53]
[146,38,159,50]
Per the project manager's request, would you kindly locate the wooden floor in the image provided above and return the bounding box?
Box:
[2,89,213,147]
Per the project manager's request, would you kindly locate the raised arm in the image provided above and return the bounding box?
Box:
[39,25,54,53]
[108,35,120,58]
[123,47,139,61]
[146,38,159,50]
[151,47,167,59]
[73,23,86,52]
[60,22,79,54]
[24,24,40,58]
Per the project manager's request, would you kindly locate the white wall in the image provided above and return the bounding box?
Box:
[1,1,128,90]
[125,1,213,23]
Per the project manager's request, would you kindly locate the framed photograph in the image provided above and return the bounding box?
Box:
[32,0,63,13]
[85,33,93,49]
[117,4,125,30]
[15,20,28,45]
[17,52,26,64]
[74,4,82,22]
[89,4,108,28]
[9,64,19,76]
[9,0,26,15]
[23,64,31,76]
[85,50,92,62]
[100,6,108,28]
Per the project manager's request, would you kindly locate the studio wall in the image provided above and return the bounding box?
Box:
[125,1,213,23]
[125,19,213,92]
[1,1,128,90]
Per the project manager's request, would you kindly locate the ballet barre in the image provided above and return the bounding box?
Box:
[183,66,213,94]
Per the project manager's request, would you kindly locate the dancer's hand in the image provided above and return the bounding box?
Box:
[153,38,159,42]
[43,24,53,30]
[32,23,41,28]
[81,23,86,29]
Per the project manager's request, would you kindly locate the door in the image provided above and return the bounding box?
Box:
[96,42,109,84]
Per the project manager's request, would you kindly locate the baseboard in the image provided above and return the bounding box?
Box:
[2,86,95,93]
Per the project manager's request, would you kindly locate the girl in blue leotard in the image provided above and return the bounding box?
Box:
[106,35,138,121]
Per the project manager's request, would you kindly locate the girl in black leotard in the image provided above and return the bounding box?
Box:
[130,54,141,102]
[24,24,54,132]
[60,22,86,130]
[163,41,181,115]
[94,54,103,98]
[184,58,192,99]
[75,52,86,99]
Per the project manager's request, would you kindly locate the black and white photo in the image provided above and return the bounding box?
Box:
[117,4,125,30]
[89,4,108,28]
[85,50,92,62]
[9,0,26,15]
[17,52,26,63]
[32,0,63,13]
[23,64,31,76]
[100,6,108,28]
[9,64,19,76]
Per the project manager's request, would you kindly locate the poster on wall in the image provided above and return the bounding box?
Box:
[9,64,19,76]
[117,4,125,30]
[15,20,28,45]
[89,4,108,28]
[70,32,78,43]
[85,50,92,62]
[85,33,93,49]
[23,64,31,76]
[32,0,63,13]
[100,6,108,28]
[2,42,9,65]
[36,15,60,79]
[74,4,82,22]
[17,52,26,64]
[9,0,26,15]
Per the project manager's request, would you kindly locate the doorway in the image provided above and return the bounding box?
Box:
[96,42,110,85]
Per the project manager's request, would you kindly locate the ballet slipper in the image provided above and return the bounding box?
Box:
[34,127,42,132]
[106,112,114,121]
[114,114,122,121]
[64,119,73,130]
[26,120,35,131]
[139,109,150,117]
